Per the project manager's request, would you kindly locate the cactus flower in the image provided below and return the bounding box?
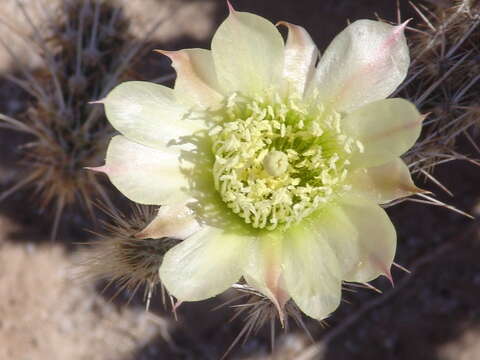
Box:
[93,5,424,320]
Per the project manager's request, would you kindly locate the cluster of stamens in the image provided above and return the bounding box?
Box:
[209,92,361,230]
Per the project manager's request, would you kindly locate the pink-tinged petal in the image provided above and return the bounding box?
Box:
[159,226,254,301]
[157,49,224,109]
[100,135,190,205]
[243,232,290,323]
[282,222,342,320]
[343,98,424,168]
[211,8,284,95]
[311,20,410,113]
[84,165,108,173]
[348,157,425,204]
[243,274,289,325]
[278,21,319,98]
[226,0,234,13]
[308,204,361,279]
[135,201,200,240]
[331,196,396,283]
[103,81,204,149]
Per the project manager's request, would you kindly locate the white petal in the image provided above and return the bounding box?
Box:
[312,20,410,113]
[321,196,397,283]
[100,135,190,205]
[343,98,424,168]
[103,81,203,149]
[211,8,284,95]
[283,222,342,320]
[348,157,424,204]
[158,49,224,109]
[243,232,289,317]
[159,226,253,301]
[279,22,319,98]
[135,201,200,240]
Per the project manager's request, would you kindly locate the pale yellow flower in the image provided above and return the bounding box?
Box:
[93,5,424,320]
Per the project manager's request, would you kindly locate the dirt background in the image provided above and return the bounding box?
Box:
[0,0,479,359]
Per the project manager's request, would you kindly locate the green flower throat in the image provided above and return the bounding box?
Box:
[209,92,362,230]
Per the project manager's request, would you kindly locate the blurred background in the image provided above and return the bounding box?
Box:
[0,0,479,359]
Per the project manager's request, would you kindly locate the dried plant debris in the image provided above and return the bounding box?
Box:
[218,283,316,359]
[399,0,480,176]
[0,0,166,240]
[220,270,413,357]
[79,203,180,310]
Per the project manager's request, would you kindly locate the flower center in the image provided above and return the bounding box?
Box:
[208,93,359,230]
[263,150,288,177]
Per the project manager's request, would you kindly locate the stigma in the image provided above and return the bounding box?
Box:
[263,150,289,177]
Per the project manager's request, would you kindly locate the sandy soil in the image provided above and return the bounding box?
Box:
[0,233,165,360]
[0,0,218,72]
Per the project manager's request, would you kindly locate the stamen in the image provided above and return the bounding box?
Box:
[208,92,356,230]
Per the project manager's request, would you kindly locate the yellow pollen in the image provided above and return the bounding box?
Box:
[263,150,288,177]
